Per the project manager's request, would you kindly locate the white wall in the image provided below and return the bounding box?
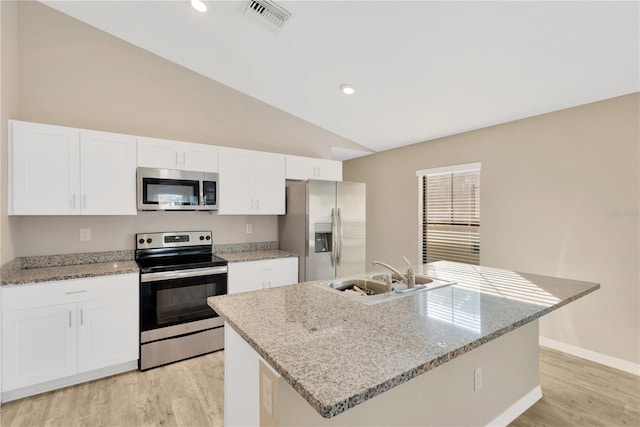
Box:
[344,93,640,367]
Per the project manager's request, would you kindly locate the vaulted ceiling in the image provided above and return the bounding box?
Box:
[42,1,639,154]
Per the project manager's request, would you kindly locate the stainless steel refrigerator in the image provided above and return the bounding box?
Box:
[279,180,366,282]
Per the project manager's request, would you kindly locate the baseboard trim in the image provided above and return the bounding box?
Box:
[486,385,542,427]
[1,360,138,403]
[539,336,640,376]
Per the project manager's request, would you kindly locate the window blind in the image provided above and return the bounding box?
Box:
[421,168,480,264]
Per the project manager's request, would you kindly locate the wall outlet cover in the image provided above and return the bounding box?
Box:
[80,228,91,241]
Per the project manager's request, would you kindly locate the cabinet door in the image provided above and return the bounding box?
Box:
[265,258,299,288]
[77,297,138,373]
[182,142,219,173]
[253,152,285,215]
[80,130,137,215]
[9,120,80,215]
[285,155,342,181]
[227,262,264,294]
[316,158,342,181]
[1,304,77,391]
[218,148,253,215]
[137,137,180,169]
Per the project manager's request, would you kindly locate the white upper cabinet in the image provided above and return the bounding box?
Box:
[9,121,136,215]
[10,121,80,215]
[285,155,342,181]
[80,130,137,215]
[218,147,285,215]
[137,136,218,172]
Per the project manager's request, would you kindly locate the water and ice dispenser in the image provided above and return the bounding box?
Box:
[314,223,332,253]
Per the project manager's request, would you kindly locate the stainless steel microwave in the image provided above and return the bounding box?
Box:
[137,167,218,211]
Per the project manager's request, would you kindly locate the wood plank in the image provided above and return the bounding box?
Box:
[0,348,637,426]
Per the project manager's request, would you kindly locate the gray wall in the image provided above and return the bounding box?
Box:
[1,0,18,262]
[10,213,277,256]
[0,1,368,260]
[344,93,640,366]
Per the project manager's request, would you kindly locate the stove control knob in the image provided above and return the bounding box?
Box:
[206,236,211,240]
[146,238,153,244]
[200,235,205,241]
[138,238,144,245]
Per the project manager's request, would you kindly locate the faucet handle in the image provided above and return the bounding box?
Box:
[402,256,416,288]
[402,256,415,274]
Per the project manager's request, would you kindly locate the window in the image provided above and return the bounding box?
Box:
[417,163,481,265]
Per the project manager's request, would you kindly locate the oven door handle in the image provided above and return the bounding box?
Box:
[141,266,228,282]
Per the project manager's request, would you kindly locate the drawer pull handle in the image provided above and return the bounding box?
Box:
[65,290,87,295]
[80,309,84,326]
[68,311,72,327]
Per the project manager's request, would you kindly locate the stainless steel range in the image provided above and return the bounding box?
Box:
[135,231,227,370]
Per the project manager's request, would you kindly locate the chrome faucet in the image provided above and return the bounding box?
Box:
[372,258,417,288]
[371,260,408,283]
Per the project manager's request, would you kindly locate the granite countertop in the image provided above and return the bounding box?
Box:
[217,249,298,263]
[0,245,297,285]
[0,251,138,286]
[208,261,600,419]
[1,261,139,285]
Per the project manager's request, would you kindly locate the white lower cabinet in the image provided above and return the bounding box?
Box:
[76,296,138,373]
[2,304,77,389]
[1,274,138,400]
[228,258,298,294]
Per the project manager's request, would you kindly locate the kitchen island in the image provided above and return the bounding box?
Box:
[208,261,599,426]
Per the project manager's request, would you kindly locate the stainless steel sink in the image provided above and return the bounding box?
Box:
[316,274,454,305]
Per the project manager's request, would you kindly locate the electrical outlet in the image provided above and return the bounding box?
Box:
[246,224,253,234]
[474,367,483,391]
[80,228,91,241]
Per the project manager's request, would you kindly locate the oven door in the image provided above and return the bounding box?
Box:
[140,266,227,333]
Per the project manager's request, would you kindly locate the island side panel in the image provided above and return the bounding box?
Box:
[275,321,541,426]
[225,322,261,427]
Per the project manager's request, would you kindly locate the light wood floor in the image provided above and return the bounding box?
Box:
[0,347,638,426]
[511,347,639,427]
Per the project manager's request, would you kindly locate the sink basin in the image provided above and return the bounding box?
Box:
[369,273,434,285]
[316,274,455,305]
[328,278,389,295]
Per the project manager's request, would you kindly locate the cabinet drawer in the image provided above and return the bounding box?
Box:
[228,258,298,294]
[2,273,138,311]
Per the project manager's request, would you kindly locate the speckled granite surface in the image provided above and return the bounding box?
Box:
[208,261,600,419]
[1,251,138,286]
[217,249,298,263]
[214,241,278,253]
[0,243,294,285]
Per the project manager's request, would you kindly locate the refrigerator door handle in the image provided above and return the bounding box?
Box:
[330,208,337,267]
[336,207,343,265]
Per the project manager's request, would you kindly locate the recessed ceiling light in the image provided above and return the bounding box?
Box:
[340,84,355,95]
[191,0,207,13]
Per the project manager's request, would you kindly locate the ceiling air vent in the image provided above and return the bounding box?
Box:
[244,0,292,29]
